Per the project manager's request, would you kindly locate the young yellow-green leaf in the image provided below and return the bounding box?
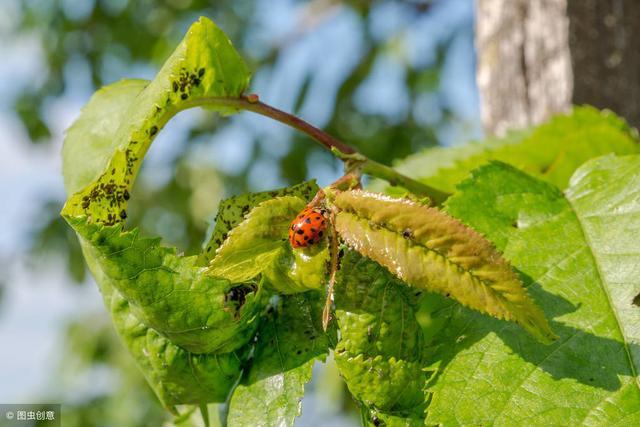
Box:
[206,194,329,294]
[333,190,556,344]
[198,180,319,264]
[69,217,268,354]
[426,157,640,426]
[264,242,329,294]
[227,292,335,426]
[373,107,639,195]
[83,242,243,409]
[206,196,306,283]
[334,251,426,418]
[61,17,250,225]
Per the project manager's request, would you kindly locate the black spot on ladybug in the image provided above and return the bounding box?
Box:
[304,235,309,241]
[119,210,127,219]
[318,231,323,237]
[296,229,304,235]
[305,218,311,224]
[123,190,130,200]
[402,229,413,239]
[149,126,158,136]
[181,93,188,100]
[172,81,178,92]
[198,68,205,77]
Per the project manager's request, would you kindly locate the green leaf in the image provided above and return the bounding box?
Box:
[198,180,319,264]
[61,16,250,225]
[334,251,426,419]
[360,409,424,427]
[62,79,148,195]
[206,193,329,294]
[82,241,243,409]
[227,292,335,426]
[333,190,556,344]
[206,196,306,282]
[426,157,640,425]
[69,218,268,354]
[375,107,638,195]
[61,18,260,355]
[264,242,329,294]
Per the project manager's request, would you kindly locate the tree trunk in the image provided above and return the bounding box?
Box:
[476,0,640,135]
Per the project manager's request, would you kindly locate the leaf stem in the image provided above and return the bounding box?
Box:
[191,95,450,205]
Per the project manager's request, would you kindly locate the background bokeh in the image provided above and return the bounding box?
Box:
[0,0,480,425]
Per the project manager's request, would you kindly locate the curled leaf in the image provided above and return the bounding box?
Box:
[333,190,556,344]
[206,194,329,294]
[84,242,243,408]
[206,196,305,282]
[264,243,329,294]
[198,180,319,264]
[61,17,250,225]
[70,218,268,354]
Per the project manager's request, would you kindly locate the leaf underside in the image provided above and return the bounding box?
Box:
[333,190,556,344]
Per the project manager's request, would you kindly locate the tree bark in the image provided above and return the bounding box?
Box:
[476,0,640,135]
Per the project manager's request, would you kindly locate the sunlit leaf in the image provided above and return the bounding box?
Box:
[83,242,243,409]
[70,217,268,354]
[61,17,250,225]
[206,196,306,283]
[198,180,319,264]
[333,190,556,344]
[375,107,639,195]
[426,157,640,425]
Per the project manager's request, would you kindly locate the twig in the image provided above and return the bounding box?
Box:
[189,95,451,205]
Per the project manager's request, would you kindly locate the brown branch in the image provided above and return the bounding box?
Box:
[189,95,450,205]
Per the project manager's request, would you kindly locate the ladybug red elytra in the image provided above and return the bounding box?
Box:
[289,207,327,248]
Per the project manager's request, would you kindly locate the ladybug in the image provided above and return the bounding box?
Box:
[289,207,327,248]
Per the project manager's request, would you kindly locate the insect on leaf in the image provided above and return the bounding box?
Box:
[198,180,319,265]
[206,196,306,283]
